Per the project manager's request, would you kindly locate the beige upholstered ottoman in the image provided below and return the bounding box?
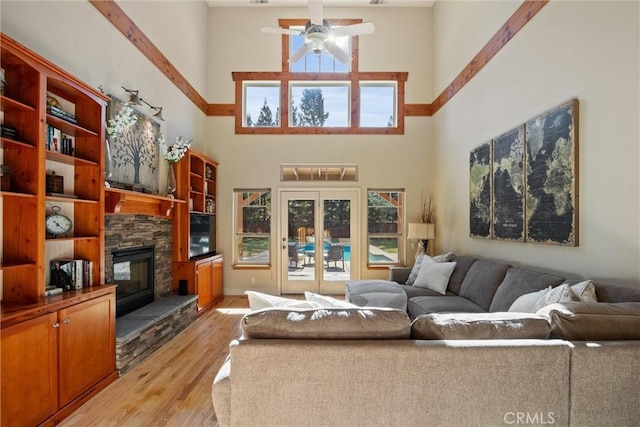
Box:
[345,280,407,311]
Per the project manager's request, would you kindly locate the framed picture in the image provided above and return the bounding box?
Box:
[469,141,492,238]
[107,96,160,194]
[492,125,525,242]
[525,99,579,245]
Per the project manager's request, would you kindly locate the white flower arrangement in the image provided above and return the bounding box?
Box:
[159,135,191,163]
[106,103,138,136]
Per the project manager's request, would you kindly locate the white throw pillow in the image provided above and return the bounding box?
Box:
[432,251,454,263]
[508,287,552,312]
[569,280,598,303]
[406,252,454,285]
[412,256,457,295]
[532,281,598,312]
[245,291,319,311]
[304,291,359,308]
[533,284,572,312]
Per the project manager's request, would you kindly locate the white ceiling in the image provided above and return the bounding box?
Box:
[205,0,434,7]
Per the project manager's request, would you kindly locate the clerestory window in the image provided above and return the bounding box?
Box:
[233,18,407,135]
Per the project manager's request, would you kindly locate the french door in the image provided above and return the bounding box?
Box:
[280,190,359,295]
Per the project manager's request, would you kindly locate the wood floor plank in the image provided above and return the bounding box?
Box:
[60,296,249,427]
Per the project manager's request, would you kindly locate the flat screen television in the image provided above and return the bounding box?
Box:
[189,213,216,259]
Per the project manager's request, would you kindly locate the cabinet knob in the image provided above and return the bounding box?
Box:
[63,318,71,325]
[52,322,60,328]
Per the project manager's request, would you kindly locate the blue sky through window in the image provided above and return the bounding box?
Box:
[244,84,280,126]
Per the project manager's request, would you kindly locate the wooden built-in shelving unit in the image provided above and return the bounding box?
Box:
[0,33,117,426]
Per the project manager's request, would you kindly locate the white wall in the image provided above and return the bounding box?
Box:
[0,0,208,174]
[205,7,434,294]
[432,1,640,286]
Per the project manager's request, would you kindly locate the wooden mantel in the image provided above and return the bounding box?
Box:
[104,188,185,218]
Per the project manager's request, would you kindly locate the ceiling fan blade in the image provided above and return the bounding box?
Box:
[308,0,323,26]
[332,22,375,37]
[261,26,302,36]
[289,44,310,63]
[324,40,350,64]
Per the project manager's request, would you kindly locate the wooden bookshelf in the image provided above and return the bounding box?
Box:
[172,148,222,312]
[0,33,116,426]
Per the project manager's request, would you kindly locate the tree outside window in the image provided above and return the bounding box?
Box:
[367,190,405,265]
[234,190,271,265]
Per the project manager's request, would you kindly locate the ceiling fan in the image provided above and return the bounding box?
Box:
[261,0,375,64]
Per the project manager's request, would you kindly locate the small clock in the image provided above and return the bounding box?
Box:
[205,165,213,180]
[46,206,73,237]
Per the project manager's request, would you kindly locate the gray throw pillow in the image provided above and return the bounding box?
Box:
[405,253,425,285]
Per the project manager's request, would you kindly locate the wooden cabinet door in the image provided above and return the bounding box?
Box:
[1,313,58,427]
[211,256,223,301]
[196,260,213,311]
[58,295,115,406]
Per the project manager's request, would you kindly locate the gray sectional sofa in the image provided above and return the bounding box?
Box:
[211,254,640,427]
[384,254,640,318]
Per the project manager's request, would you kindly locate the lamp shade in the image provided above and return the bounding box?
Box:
[407,222,435,240]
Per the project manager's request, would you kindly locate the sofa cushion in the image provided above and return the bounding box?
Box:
[407,296,486,319]
[536,302,640,340]
[411,312,551,340]
[489,268,565,312]
[412,257,457,294]
[589,281,640,303]
[399,284,456,299]
[458,260,510,311]
[241,307,411,340]
[447,255,478,295]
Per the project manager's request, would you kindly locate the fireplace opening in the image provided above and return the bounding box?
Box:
[113,246,155,318]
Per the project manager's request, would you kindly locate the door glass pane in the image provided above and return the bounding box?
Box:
[323,199,351,282]
[287,199,315,281]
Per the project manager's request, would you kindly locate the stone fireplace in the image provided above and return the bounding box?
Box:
[105,214,173,313]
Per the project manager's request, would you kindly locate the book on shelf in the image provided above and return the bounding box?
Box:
[45,125,75,155]
[50,259,93,291]
[47,105,77,124]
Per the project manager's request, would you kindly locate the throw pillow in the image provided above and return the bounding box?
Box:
[405,252,453,285]
[432,251,454,263]
[245,291,319,311]
[532,283,573,311]
[405,253,425,285]
[532,281,599,311]
[411,312,551,340]
[412,256,457,295]
[508,287,553,312]
[568,280,597,302]
[304,291,358,308]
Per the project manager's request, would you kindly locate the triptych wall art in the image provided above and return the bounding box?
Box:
[469,99,579,246]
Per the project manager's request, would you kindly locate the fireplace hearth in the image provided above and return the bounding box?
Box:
[113,245,155,318]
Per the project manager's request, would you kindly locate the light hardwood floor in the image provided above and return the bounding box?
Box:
[60,296,250,427]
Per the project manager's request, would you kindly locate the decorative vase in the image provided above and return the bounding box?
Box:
[167,162,177,198]
[104,138,114,187]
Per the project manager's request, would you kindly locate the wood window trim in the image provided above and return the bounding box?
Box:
[233,18,408,135]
